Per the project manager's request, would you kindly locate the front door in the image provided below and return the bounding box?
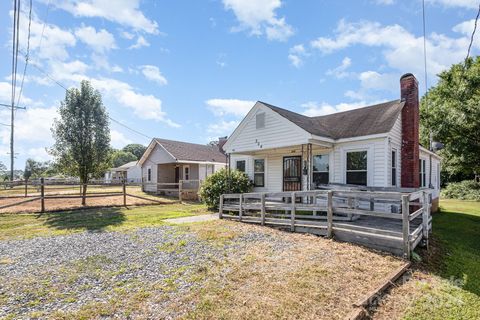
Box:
[283,156,302,191]
[175,167,180,183]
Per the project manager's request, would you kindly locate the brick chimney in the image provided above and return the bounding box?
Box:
[218,136,228,153]
[400,73,420,188]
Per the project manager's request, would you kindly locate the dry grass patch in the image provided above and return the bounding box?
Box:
[170,221,405,319]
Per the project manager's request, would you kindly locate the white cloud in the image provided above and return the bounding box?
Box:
[358,71,398,92]
[207,120,239,135]
[49,0,159,34]
[90,54,123,73]
[426,0,479,9]
[14,9,76,61]
[26,147,52,162]
[452,19,476,35]
[0,82,34,106]
[374,0,395,4]
[326,57,352,79]
[206,99,256,117]
[128,35,150,49]
[301,100,375,117]
[110,129,132,148]
[89,78,180,127]
[288,44,307,68]
[139,65,167,86]
[223,0,294,41]
[120,31,135,39]
[75,25,117,53]
[310,19,479,80]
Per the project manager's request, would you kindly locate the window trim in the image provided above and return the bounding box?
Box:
[146,166,152,182]
[312,154,330,187]
[391,148,397,187]
[345,150,368,186]
[253,158,266,187]
[183,165,190,181]
[236,160,246,172]
[419,158,427,188]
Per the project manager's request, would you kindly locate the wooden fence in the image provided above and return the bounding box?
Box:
[219,189,432,259]
[0,178,168,213]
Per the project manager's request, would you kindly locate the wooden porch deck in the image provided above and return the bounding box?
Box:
[219,189,432,259]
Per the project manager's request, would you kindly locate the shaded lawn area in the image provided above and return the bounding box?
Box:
[0,203,209,241]
[374,199,480,320]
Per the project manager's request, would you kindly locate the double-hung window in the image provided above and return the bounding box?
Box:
[346,151,368,186]
[313,155,329,187]
[391,149,397,186]
[254,159,265,187]
[236,160,246,172]
[419,159,426,187]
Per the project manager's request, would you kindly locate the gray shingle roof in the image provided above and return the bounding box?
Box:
[260,100,405,139]
[154,138,226,163]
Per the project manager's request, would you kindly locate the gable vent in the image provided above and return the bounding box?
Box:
[256,112,265,129]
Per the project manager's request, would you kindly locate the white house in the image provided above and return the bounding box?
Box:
[105,161,142,183]
[223,73,441,212]
[138,138,226,196]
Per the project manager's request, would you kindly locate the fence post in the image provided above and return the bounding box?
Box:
[179,180,182,202]
[219,194,224,219]
[24,179,28,197]
[239,194,243,222]
[261,193,266,226]
[422,191,429,249]
[327,191,333,238]
[402,194,411,260]
[123,179,127,206]
[40,178,45,213]
[291,192,296,232]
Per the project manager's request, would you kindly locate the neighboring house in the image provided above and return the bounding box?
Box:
[138,138,226,196]
[105,161,142,183]
[223,73,441,212]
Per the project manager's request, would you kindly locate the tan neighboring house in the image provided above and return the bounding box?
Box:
[104,161,142,183]
[138,138,226,196]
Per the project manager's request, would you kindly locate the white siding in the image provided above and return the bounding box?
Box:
[224,103,311,154]
[420,148,441,199]
[330,138,388,187]
[387,114,402,187]
[141,144,175,192]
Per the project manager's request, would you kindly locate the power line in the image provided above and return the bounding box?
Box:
[466,2,480,63]
[421,0,431,150]
[108,117,152,139]
[16,0,33,109]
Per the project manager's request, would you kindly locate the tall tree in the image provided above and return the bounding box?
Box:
[420,56,480,182]
[112,150,137,167]
[50,80,111,204]
[122,144,147,160]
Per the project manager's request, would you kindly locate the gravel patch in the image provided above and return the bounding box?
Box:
[0,223,295,319]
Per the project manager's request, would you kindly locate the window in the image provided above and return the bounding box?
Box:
[236,160,246,172]
[184,165,190,180]
[313,154,329,187]
[346,151,368,185]
[391,149,397,186]
[419,159,426,187]
[254,159,265,187]
[147,167,152,182]
[256,112,265,129]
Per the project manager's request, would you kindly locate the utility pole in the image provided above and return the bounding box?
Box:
[10,101,14,181]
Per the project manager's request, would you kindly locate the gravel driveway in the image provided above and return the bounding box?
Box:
[0,226,225,319]
[0,223,292,319]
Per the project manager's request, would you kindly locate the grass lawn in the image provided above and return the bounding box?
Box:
[0,203,209,241]
[375,199,480,319]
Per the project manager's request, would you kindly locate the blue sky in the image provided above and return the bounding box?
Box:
[0,0,479,169]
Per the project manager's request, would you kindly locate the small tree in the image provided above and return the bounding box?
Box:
[199,169,253,209]
[122,144,147,160]
[112,150,137,167]
[50,80,111,205]
[0,161,6,181]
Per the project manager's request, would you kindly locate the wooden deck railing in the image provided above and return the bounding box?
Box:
[219,189,432,259]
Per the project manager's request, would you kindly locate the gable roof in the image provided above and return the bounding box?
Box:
[154,138,226,163]
[260,99,405,140]
[112,161,138,171]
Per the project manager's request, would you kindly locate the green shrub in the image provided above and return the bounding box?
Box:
[441,180,480,201]
[200,169,253,209]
